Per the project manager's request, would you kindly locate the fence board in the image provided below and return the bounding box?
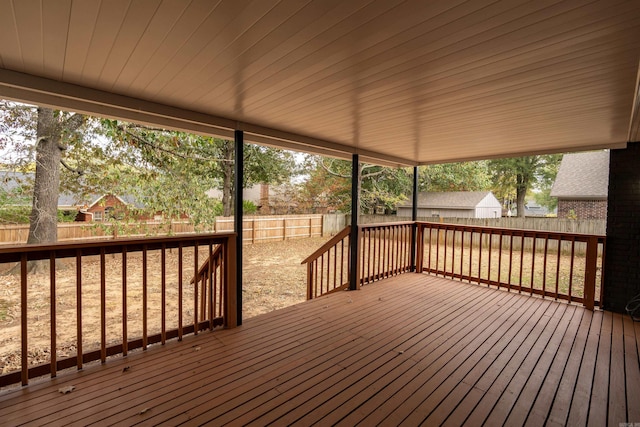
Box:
[0,215,323,245]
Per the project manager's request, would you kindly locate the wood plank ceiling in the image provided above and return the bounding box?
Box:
[0,0,639,166]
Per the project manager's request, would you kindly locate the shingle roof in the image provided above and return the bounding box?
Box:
[550,151,609,199]
[398,191,498,209]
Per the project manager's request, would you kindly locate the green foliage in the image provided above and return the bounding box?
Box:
[532,188,558,212]
[419,161,491,192]
[0,206,30,224]
[299,156,412,214]
[57,210,78,222]
[243,200,258,214]
[488,155,561,217]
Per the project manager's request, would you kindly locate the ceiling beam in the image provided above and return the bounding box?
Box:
[0,69,416,168]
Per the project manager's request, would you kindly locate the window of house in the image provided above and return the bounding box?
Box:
[94,210,103,221]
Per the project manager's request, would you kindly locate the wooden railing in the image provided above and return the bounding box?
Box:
[301,226,351,299]
[303,221,606,310]
[360,222,413,285]
[0,233,236,387]
[301,222,414,299]
[416,222,605,309]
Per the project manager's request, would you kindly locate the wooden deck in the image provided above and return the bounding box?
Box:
[1,273,638,426]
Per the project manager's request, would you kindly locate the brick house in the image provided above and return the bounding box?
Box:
[550,151,609,219]
[76,194,149,222]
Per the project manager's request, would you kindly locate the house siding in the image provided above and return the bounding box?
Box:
[557,199,608,219]
[603,142,640,313]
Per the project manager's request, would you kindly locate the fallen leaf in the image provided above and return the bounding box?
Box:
[193,346,201,351]
[139,408,150,415]
[122,366,130,373]
[58,385,75,394]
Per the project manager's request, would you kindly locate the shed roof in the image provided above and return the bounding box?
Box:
[0,1,639,166]
[550,151,609,199]
[399,191,499,209]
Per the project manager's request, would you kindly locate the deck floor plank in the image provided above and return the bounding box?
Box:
[465,304,578,426]
[590,310,613,427]
[374,294,538,425]
[138,279,473,426]
[608,313,628,426]
[0,273,637,427]
[545,309,594,427]
[624,315,640,423]
[432,300,563,427]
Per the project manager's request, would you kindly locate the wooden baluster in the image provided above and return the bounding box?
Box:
[194,244,198,335]
[100,248,106,362]
[162,244,167,343]
[50,252,57,376]
[178,244,183,340]
[530,236,536,296]
[122,248,128,355]
[542,235,549,298]
[142,246,148,350]
[497,232,503,289]
[76,250,82,369]
[507,232,513,292]
[518,234,524,293]
[555,237,561,300]
[21,253,28,386]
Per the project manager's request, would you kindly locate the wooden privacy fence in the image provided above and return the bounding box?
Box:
[301,222,413,299]
[0,215,323,245]
[416,222,605,310]
[214,215,322,243]
[0,233,236,387]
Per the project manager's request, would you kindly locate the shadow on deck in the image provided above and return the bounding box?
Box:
[1,273,638,426]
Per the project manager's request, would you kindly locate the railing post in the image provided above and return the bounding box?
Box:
[411,166,419,272]
[225,235,238,328]
[583,235,598,311]
[306,262,313,300]
[416,224,424,272]
[234,129,243,326]
[349,154,361,291]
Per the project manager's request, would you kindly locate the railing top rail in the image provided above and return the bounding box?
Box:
[360,221,415,229]
[0,232,236,262]
[301,226,351,265]
[415,221,605,241]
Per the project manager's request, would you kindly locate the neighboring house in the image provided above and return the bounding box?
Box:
[206,183,304,214]
[523,199,554,217]
[76,194,147,222]
[397,191,502,219]
[1,172,155,222]
[550,151,609,219]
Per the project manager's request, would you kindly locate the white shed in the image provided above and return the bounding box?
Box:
[397,191,502,219]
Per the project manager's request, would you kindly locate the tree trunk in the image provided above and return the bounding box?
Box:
[27,108,62,245]
[221,140,234,216]
[515,173,528,218]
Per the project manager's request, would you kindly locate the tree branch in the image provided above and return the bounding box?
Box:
[120,126,233,163]
[60,159,84,175]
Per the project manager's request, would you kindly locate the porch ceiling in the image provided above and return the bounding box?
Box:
[1,0,640,166]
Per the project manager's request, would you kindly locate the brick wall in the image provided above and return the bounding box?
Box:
[603,142,640,313]
[557,199,608,219]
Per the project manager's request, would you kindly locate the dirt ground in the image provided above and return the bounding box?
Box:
[0,236,330,375]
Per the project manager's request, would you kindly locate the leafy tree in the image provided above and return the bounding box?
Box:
[1,101,297,246]
[488,155,561,217]
[419,161,490,192]
[101,120,296,219]
[0,103,92,248]
[300,156,412,214]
